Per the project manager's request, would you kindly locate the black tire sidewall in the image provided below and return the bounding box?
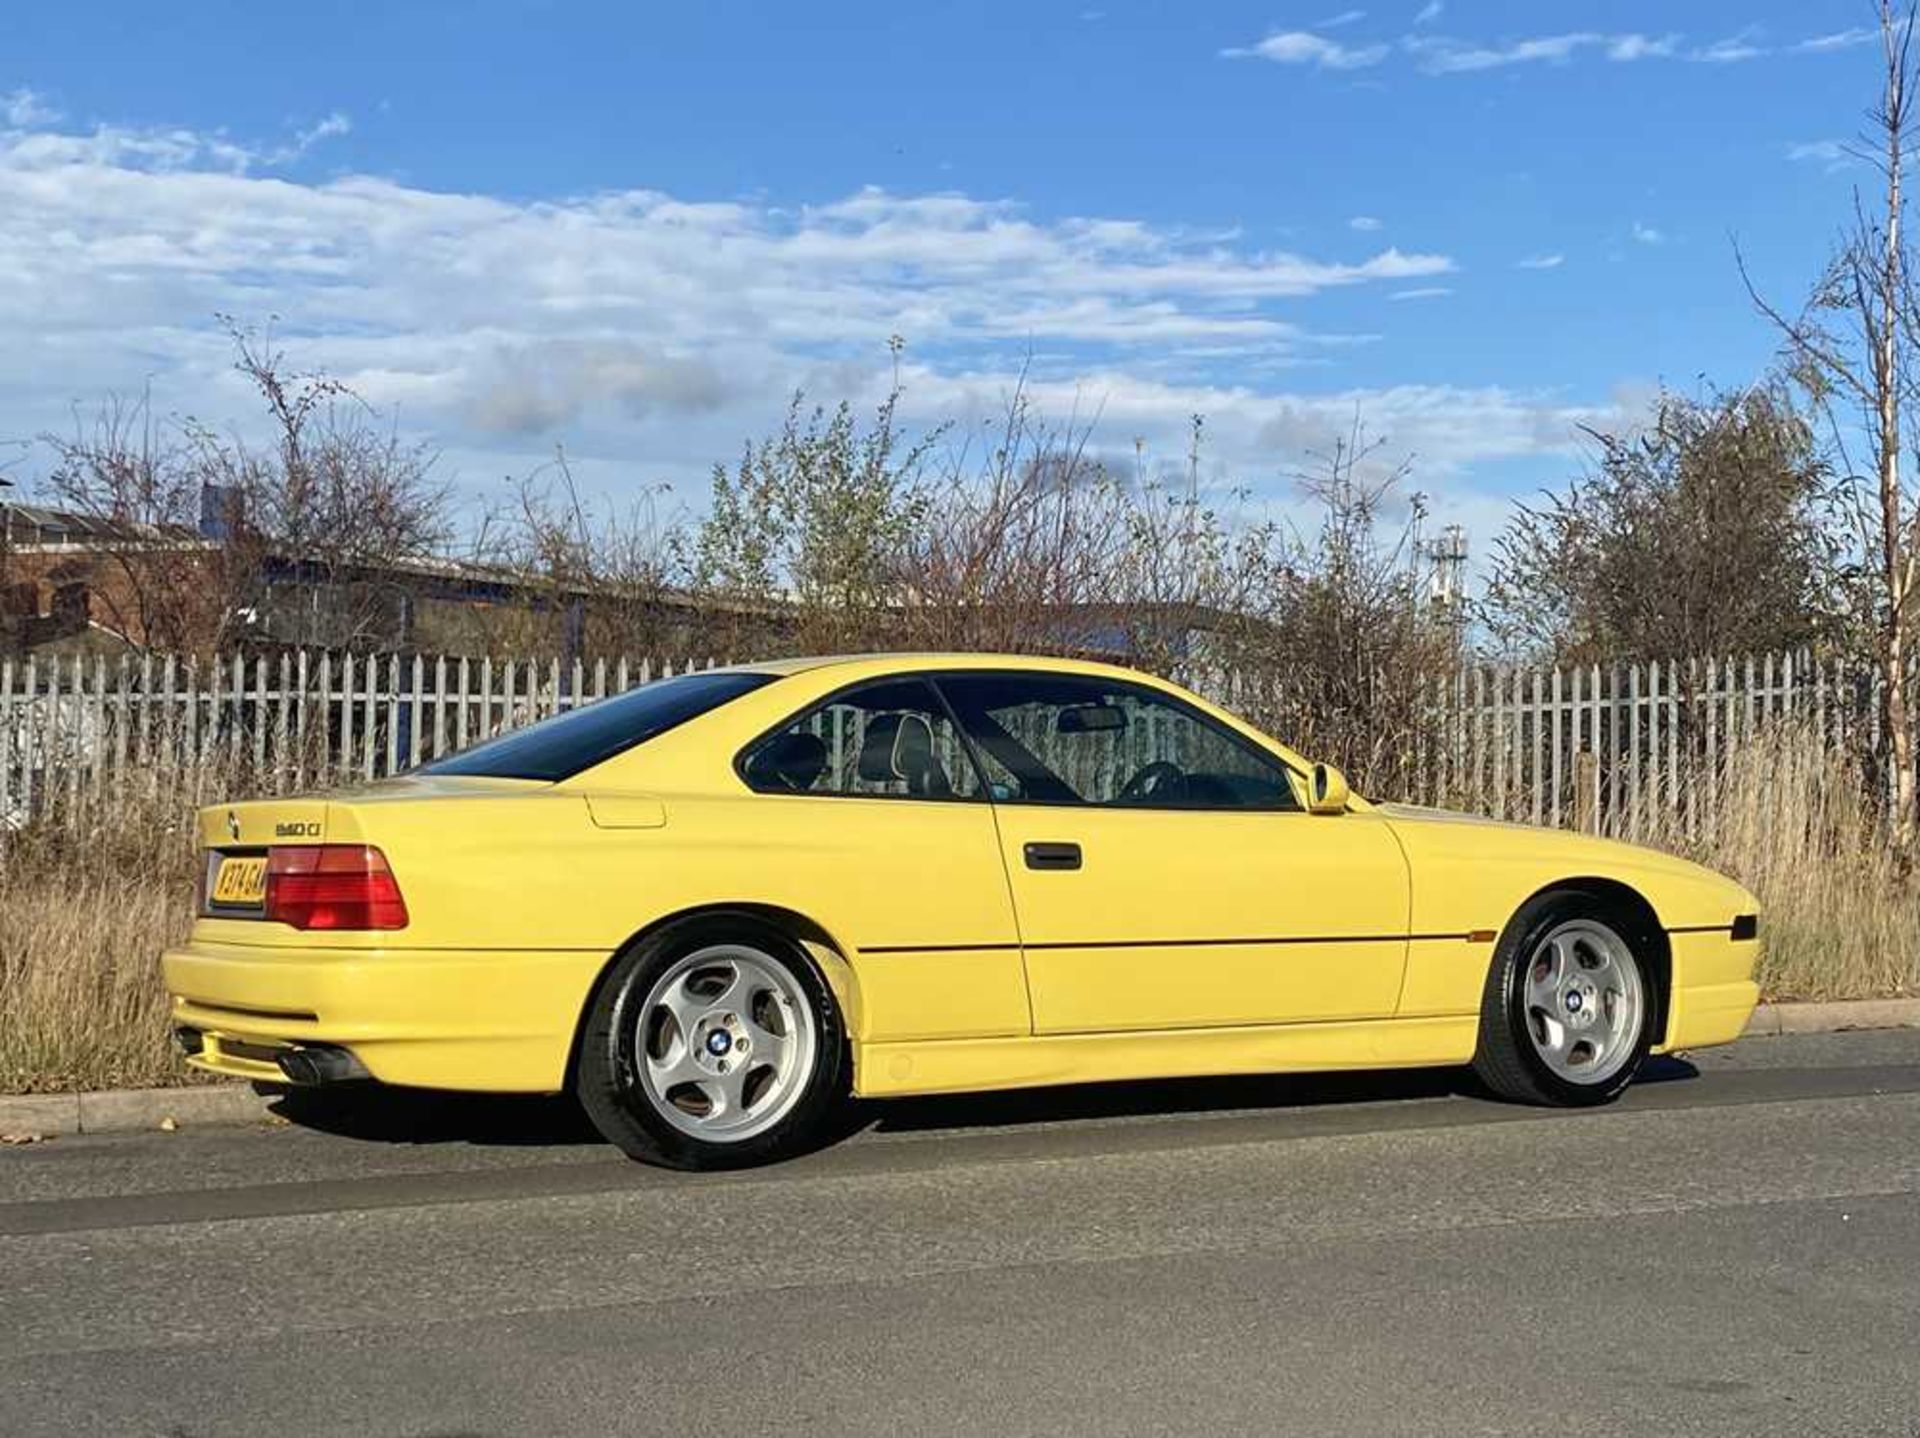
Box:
[1489,894,1654,1106]
[575,913,849,1169]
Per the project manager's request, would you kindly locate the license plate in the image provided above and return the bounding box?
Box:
[211,856,268,907]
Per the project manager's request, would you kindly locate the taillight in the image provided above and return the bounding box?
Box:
[264,845,409,931]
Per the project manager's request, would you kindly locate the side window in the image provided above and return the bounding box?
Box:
[937,673,1299,811]
[741,678,984,800]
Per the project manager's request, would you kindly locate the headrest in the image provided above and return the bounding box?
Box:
[857,712,937,782]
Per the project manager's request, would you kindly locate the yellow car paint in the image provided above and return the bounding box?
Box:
[161,652,1760,1097]
[989,804,1411,1032]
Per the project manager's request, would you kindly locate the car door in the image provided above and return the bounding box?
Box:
[734,675,1030,1044]
[936,670,1412,1035]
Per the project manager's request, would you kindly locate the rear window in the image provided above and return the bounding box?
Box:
[419,671,775,781]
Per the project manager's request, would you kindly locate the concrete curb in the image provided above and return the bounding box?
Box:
[1741,997,1920,1037]
[0,1083,278,1141]
[2,998,1916,1139]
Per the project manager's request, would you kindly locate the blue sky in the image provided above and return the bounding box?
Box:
[0,1,1889,550]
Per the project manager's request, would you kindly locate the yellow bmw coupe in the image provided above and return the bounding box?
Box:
[164,653,1761,1168]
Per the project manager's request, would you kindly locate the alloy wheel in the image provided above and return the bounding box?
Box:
[1520,918,1644,1085]
[633,944,818,1142]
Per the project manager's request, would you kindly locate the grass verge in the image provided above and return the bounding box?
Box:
[1651,722,1919,1002]
[2,784,204,1094]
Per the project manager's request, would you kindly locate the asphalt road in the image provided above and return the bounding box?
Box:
[3,1031,1919,1438]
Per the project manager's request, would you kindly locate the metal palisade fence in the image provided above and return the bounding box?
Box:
[0,649,726,827]
[1390,651,1882,839]
[0,644,1893,833]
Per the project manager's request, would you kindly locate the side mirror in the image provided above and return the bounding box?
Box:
[1307,763,1350,815]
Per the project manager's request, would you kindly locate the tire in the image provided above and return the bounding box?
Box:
[1472,891,1655,1107]
[574,913,850,1170]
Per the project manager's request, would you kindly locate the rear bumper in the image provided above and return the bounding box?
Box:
[162,940,608,1092]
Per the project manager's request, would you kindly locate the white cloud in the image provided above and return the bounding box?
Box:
[1606,34,1679,62]
[1412,27,1772,71]
[922,367,1605,479]
[1409,32,1603,73]
[0,104,1607,518]
[1797,28,1876,53]
[1413,1,1442,24]
[1631,222,1664,245]
[1388,24,1866,77]
[1691,34,1768,64]
[2,123,258,173]
[1389,286,1453,300]
[1517,253,1564,270]
[1349,215,1383,231]
[2,88,60,128]
[1223,30,1391,69]
[266,111,352,165]
[0,107,351,177]
[1786,139,1849,165]
[1412,30,1678,70]
[1318,9,1367,28]
[460,340,732,434]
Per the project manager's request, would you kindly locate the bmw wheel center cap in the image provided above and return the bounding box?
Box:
[706,1030,733,1056]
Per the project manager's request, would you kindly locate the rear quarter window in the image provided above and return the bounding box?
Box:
[418,671,775,781]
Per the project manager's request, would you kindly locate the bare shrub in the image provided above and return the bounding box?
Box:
[1484,383,1843,664]
[209,321,451,649]
[1201,421,1460,799]
[35,321,452,656]
[693,374,935,655]
[37,388,241,653]
[465,447,688,658]
[900,394,1287,668]
[686,373,1458,796]
[1743,2,1920,855]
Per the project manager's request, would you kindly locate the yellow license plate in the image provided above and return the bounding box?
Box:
[211,856,268,907]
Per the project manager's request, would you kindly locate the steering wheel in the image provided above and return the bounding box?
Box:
[1117,760,1189,804]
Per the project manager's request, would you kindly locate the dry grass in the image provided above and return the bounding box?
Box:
[1643,723,1920,1002]
[0,781,205,1094]
[1,726,1913,1094]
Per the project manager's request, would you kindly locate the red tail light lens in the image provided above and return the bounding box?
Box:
[265,846,409,931]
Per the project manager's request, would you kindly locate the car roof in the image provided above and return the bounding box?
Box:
[740,652,1156,682]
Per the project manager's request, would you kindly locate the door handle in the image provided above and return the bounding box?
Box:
[1024,841,1082,871]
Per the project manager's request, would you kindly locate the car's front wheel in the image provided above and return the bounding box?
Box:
[575,916,849,1169]
[1473,893,1654,1106]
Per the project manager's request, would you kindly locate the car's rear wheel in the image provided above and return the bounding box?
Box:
[575,916,848,1169]
[1473,893,1653,1106]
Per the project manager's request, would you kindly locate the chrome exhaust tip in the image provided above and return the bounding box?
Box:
[275,1044,371,1086]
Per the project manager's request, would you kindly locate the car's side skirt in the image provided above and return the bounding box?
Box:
[853,1014,1480,1099]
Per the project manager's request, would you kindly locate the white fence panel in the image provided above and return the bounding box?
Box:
[0,642,1897,833]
